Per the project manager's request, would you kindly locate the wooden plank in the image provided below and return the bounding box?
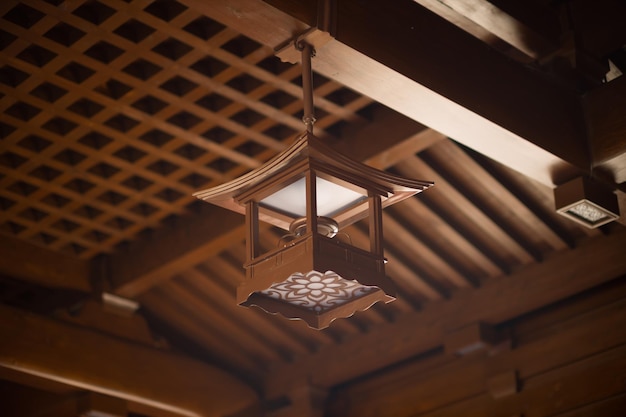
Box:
[511,277,626,347]
[53,300,156,347]
[552,393,626,417]
[138,290,265,381]
[396,155,535,268]
[332,106,444,167]
[326,286,626,416]
[0,381,84,417]
[264,229,626,396]
[405,345,626,417]
[413,0,557,59]
[111,205,245,298]
[328,352,487,417]
[362,128,446,170]
[182,268,315,357]
[159,280,284,363]
[429,140,569,254]
[490,297,626,380]
[0,234,91,292]
[391,197,503,281]
[520,345,626,417]
[79,392,127,417]
[0,303,259,417]
[383,213,475,289]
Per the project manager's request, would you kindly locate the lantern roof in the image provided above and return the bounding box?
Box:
[194,131,433,230]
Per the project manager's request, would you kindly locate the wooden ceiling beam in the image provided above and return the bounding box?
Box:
[382,212,475,290]
[396,155,535,268]
[0,381,87,417]
[159,279,285,363]
[0,303,259,417]
[191,0,626,190]
[327,292,626,416]
[181,267,316,357]
[187,0,592,187]
[138,289,266,381]
[412,0,559,60]
[428,141,570,253]
[110,205,246,298]
[0,234,91,292]
[264,228,626,397]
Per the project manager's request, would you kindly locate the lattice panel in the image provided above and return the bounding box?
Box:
[0,0,373,258]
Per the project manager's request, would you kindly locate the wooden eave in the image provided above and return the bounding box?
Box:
[194,131,433,230]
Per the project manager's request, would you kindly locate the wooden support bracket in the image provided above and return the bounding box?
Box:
[486,370,519,399]
[79,392,127,417]
[266,384,328,417]
[444,322,497,356]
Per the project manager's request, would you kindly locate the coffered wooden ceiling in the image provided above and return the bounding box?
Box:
[1,1,626,416]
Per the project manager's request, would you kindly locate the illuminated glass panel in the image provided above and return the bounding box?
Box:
[260,176,365,217]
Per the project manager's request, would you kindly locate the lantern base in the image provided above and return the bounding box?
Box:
[239,233,395,303]
[242,270,393,329]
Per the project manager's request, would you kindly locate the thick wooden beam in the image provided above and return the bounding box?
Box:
[186,0,592,186]
[79,392,127,417]
[0,304,259,417]
[0,234,91,292]
[326,288,626,416]
[265,229,626,396]
[584,76,626,185]
[266,384,328,417]
[110,204,246,298]
[332,106,445,167]
[0,381,84,417]
[413,0,558,60]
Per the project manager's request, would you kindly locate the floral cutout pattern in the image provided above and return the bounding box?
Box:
[260,270,377,312]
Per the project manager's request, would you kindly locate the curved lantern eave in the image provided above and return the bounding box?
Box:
[193,131,433,231]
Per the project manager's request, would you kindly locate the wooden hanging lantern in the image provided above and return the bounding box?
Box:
[194,132,432,328]
[194,40,433,329]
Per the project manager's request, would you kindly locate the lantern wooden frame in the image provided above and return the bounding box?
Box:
[194,132,432,328]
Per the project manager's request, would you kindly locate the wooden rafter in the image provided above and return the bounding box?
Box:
[0,303,259,417]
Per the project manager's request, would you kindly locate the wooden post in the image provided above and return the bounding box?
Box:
[306,170,318,237]
[368,194,384,258]
[245,201,259,264]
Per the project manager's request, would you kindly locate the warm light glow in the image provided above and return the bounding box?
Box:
[259,270,379,313]
[260,177,366,218]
